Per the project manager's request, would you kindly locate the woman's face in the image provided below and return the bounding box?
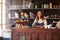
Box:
[37,11,42,18]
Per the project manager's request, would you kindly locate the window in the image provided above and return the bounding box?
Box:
[0,0,6,37]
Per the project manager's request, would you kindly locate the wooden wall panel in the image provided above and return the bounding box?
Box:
[11,28,60,40]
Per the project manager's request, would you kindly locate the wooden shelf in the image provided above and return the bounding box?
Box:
[10,18,34,20]
[10,18,60,20]
[9,8,60,10]
[47,18,60,19]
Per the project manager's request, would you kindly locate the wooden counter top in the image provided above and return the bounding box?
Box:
[12,27,60,32]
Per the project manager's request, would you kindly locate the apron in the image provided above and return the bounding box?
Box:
[36,21,44,26]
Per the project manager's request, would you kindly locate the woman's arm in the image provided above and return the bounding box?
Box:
[32,19,37,27]
[44,19,48,28]
[56,21,60,29]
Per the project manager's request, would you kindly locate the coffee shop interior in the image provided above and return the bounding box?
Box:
[0,0,60,40]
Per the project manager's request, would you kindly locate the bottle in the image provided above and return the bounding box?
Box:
[44,4,49,8]
[35,3,38,8]
[8,13,11,19]
[41,4,44,8]
[29,12,34,18]
[20,12,24,18]
[24,13,28,18]
[15,12,19,18]
[44,4,47,8]
[35,5,38,8]
[28,2,34,9]
[49,2,52,8]
[28,2,31,8]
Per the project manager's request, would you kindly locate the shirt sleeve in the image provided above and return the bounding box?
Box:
[56,21,60,28]
[32,19,37,27]
[44,19,48,28]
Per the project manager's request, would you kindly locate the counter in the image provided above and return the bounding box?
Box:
[11,27,60,40]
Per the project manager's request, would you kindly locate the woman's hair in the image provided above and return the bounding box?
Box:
[36,11,45,20]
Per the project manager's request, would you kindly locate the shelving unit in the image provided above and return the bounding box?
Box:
[9,0,60,27]
[47,18,60,19]
[9,8,60,11]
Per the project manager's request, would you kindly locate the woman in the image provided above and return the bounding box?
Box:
[32,11,48,28]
